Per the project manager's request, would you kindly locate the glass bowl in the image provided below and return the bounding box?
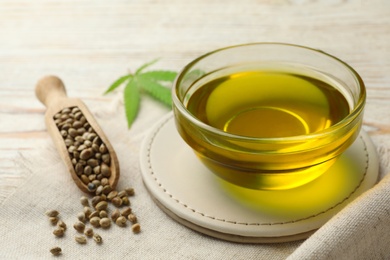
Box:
[172,43,366,190]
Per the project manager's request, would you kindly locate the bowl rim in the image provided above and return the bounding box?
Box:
[172,42,366,143]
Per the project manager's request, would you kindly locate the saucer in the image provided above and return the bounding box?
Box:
[140,112,379,243]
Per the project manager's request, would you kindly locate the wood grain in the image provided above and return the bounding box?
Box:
[0,0,389,190]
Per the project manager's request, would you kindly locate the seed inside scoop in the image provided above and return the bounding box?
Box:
[53,106,112,193]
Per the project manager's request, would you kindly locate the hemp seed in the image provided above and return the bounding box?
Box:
[88,159,99,168]
[50,247,62,256]
[111,197,122,207]
[77,212,86,222]
[83,206,92,217]
[111,209,120,222]
[95,185,103,195]
[102,153,110,164]
[115,216,127,227]
[121,196,130,206]
[89,210,100,219]
[99,217,111,228]
[53,228,65,237]
[128,213,137,224]
[75,235,87,244]
[49,217,59,225]
[121,207,132,217]
[117,190,127,198]
[100,194,107,201]
[53,106,113,195]
[73,221,86,233]
[81,175,89,185]
[107,190,118,201]
[99,144,107,154]
[101,178,109,186]
[91,196,102,208]
[90,216,101,228]
[84,227,94,237]
[99,210,108,218]
[57,220,67,230]
[101,184,113,195]
[45,210,59,218]
[79,146,93,160]
[132,223,141,234]
[100,163,111,178]
[125,187,135,196]
[93,233,102,244]
[80,196,89,206]
[95,201,108,211]
[93,166,101,175]
[87,182,97,192]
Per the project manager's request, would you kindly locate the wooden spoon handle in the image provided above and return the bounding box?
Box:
[35,75,68,107]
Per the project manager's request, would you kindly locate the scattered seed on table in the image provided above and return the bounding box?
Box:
[77,212,86,222]
[84,227,94,237]
[107,190,118,201]
[99,210,108,218]
[95,201,108,211]
[89,210,100,219]
[49,217,59,225]
[83,206,92,217]
[57,220,67,230]
[73,221,86,233]
[102,185,113,195]
[111,197,122,207]
[121,196,130,206]
[121,207,132,217]
[93,233,102,244]
[111,209,120,222]
[132,223,141,234]
[53,228,65,237]
[128,213,137,224]
[115,216,127,227]
[90,196,102,208]
[50,247,62,256]
[125,188,135,196]
[100,217,111,228]
[117,190,127,198]
[75,235,87,244]
[45,210,59,218]
[80,196,89,207]
[90,216,101,228]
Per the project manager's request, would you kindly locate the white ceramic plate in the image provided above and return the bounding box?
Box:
[140,112,379,243]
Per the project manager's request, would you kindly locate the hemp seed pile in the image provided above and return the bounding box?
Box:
[46,106,140,256]
[53,106,112,193]
[46,185,140,256]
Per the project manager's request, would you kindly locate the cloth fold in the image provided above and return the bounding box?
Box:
[0,97,389,259]
[289,173,390,259]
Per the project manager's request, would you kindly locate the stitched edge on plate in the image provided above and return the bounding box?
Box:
[146,114,369,226]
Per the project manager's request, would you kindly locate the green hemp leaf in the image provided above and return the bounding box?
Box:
[104,59,177,128]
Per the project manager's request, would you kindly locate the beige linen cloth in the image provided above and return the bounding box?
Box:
[1,97,389,259]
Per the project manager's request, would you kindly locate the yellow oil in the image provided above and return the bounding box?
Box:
[186,71,350,138]
[217,148,363,219]
[178,69,357,190]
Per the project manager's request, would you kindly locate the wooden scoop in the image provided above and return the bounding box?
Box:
[35,75,120,194]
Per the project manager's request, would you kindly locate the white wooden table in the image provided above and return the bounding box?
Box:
[1,0,389,200]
